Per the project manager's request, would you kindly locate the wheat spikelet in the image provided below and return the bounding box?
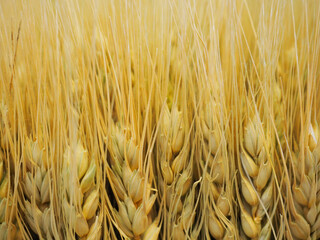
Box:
[107,123,159,240]
[286,122,320,239]
[62,142,102,239]
[21,137,60,239]
[157,104,197,239]
[237,115,274,239]
[199,99,236,240]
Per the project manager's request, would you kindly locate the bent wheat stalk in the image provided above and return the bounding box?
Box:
[62,142,102,239]
[107,123,159,240]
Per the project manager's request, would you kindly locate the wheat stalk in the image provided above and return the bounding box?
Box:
[107,123,159,240]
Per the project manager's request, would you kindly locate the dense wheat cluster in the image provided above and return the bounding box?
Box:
[0,0,319,239]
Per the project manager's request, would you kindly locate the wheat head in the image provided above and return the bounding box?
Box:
[21,137,60,239]
[62,142,102,239]
[287,122,320,239]
[107,123,159,240]
[200,99,236,240]
[157,105,197,239]
[237,116,274,239]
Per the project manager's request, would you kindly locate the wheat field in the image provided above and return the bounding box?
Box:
[0,0,319,239]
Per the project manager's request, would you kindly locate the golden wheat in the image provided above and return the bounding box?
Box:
[199,99,236,239]
[237,116,275,239]
[107,123,159,239]
[157,104,198,239]
[0,0,319,239]
[62,142,102,239]
[286,122,320,239]
[0,104,22,239]
[21,137,60,239]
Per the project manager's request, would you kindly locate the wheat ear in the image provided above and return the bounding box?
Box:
[0,103,22,239]
[157,105,197,239]
[107,123,159,240]
[62,142,102,239]
[200,100,236,239]
[237,116,275,239]
[21,137,60,239]
[287,122,320,239]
